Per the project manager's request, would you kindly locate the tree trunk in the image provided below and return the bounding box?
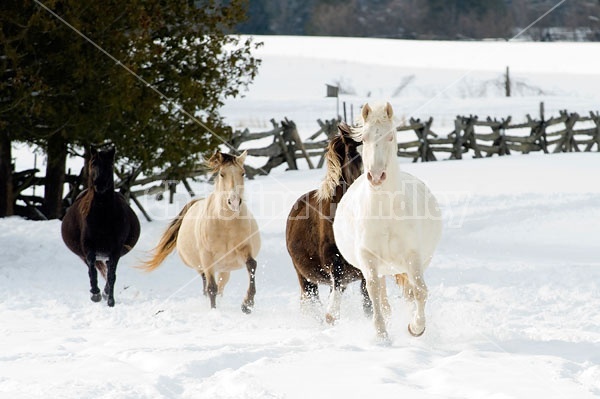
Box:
[43,133,67,219]
[0,133,14,217]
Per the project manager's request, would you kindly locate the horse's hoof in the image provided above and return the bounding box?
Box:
[241,303,253,314]
[107,298,115,307]
[408,323,425,337]
[375,331,391,345]
[91,293,102,302]
[325,313,337,325]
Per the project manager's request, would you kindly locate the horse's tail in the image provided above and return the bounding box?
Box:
[138,199,200,272]
[96,261,107,280]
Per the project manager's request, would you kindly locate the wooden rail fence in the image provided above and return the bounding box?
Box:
[9,103,600,220]
[397,103,600,162]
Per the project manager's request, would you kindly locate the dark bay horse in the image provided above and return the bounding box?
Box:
[286,123,371,323]
[61,145,140,307]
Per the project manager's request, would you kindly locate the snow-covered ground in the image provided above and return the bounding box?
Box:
[2,36,600,398]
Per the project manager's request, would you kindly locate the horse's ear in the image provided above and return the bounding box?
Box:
[208,150,223,169]
[338,122,352,142]
[385,102,394,119]
[236,150,247,165]
[106,145,116,159]
[361,103,371,122]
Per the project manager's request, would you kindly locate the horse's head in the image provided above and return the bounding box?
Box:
[355,102,396,187]
[209,150,247,213]
[89,145,116,194]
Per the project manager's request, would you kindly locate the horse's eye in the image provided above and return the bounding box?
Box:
[219,173,224,178]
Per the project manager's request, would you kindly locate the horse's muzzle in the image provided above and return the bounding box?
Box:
[227,197,242,213]
[367,170,386,186]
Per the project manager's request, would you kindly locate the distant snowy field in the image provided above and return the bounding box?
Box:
[2,36,600,398]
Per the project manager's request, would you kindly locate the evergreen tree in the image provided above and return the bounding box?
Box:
[0,0,260,218]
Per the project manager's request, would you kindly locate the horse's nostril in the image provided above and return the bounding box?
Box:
[227,199,232,205]
[381,171,386,181]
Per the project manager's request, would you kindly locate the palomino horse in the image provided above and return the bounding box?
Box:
[61,144,141,307]
[286,123,372,322]
[141,150,260,313]
[333,102,442,339]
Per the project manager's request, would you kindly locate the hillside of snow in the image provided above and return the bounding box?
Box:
[2,36,600,398]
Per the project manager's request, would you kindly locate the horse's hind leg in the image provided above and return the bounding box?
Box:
[360,278,373,317]
[85,253,102,302]
[217,272,230,296]
[395,273,414,301]
[241,257,257,314]
[297,272,319,302]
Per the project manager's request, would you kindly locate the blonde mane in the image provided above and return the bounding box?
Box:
[315,141,343,202]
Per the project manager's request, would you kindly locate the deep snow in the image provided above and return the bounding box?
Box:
[2,36,600,398]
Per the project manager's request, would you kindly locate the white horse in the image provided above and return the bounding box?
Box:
[332,102,442,339]
[141,150,261,313]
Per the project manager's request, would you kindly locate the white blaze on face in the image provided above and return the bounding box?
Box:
[217,150,247,214]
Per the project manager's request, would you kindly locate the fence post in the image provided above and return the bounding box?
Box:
[452,117,464,160]
[586,111,600,151]
[505,66,511,97]
[538,102,548,153]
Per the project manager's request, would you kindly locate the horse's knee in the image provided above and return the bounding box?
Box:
[246,257,257,273]
[207,280,218,296]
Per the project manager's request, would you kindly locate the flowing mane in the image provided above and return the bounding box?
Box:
[315,135,345,201]
[315,122,359,202]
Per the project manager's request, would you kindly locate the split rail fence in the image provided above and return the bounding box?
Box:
[10,103,600,220]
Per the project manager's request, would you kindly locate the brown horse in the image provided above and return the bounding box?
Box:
[286,123,371,322]
[61,144,140,307]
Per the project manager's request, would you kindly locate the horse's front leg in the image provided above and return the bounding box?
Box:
[201,272,207,296]
[104,253,120,307]
[85,251,102,302]
[361,251,389,340]
[241,257,257,314]
[365,269,388,340]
